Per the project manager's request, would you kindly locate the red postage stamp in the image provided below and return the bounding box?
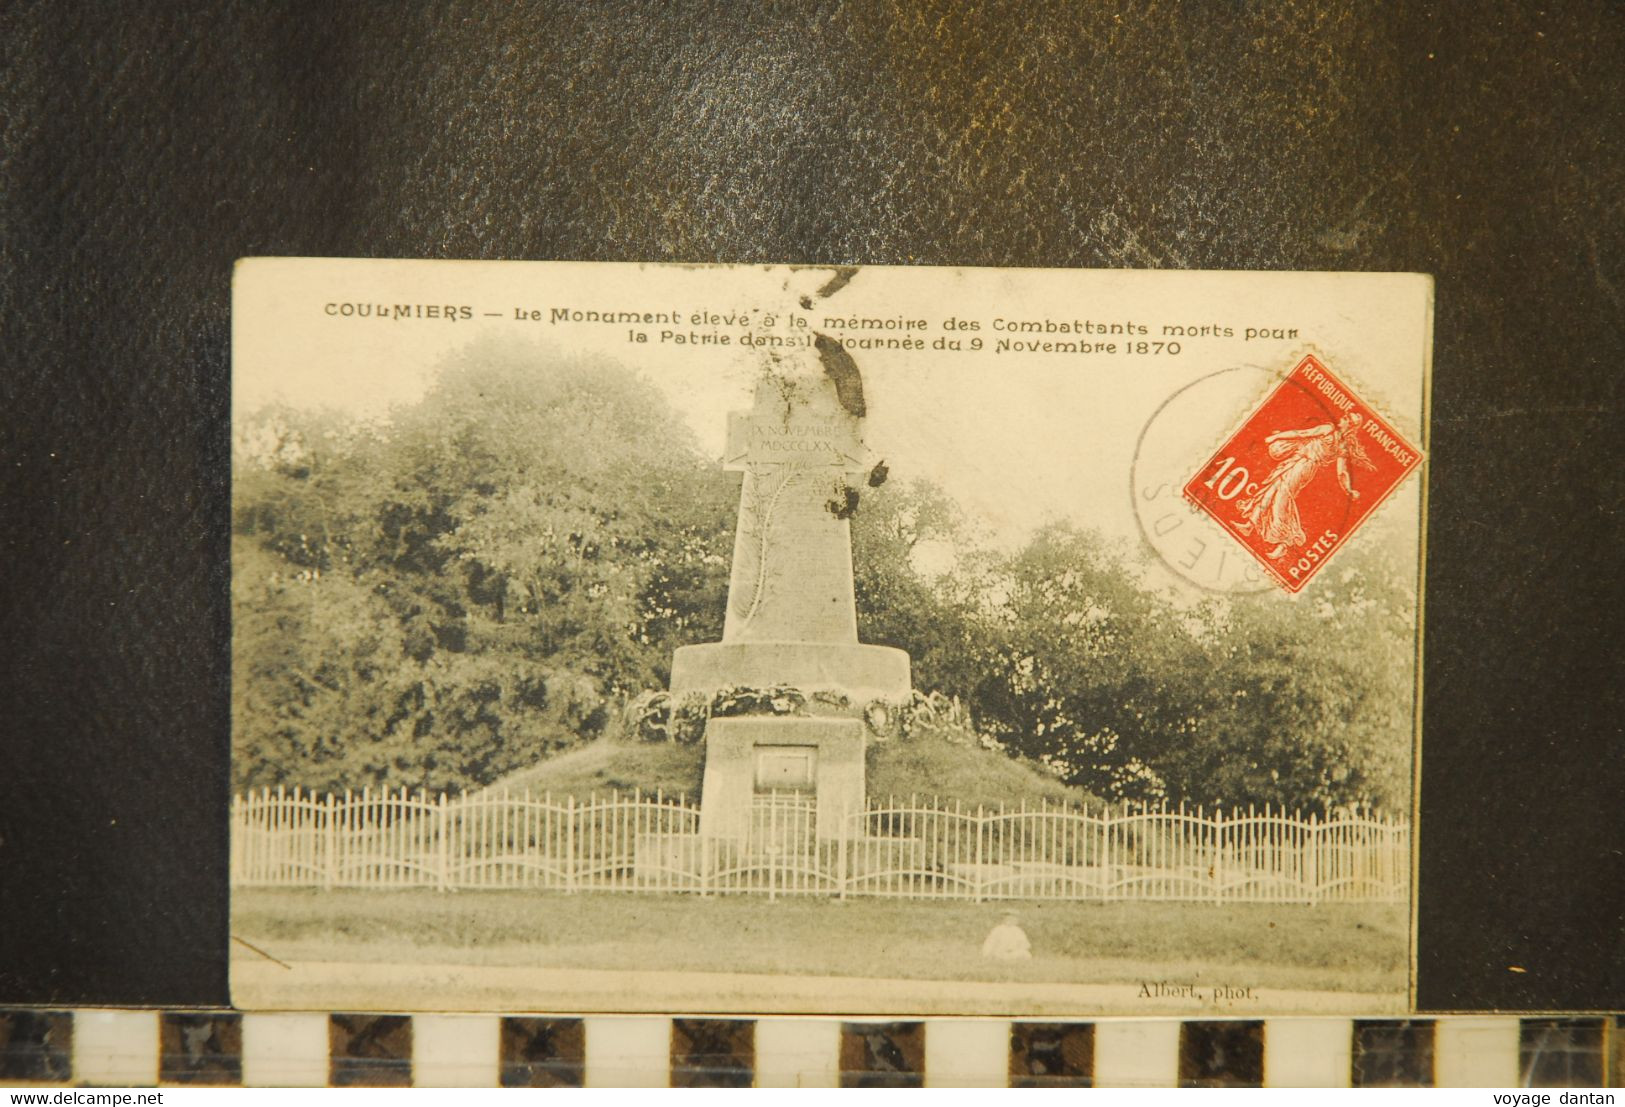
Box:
[1183,354,1424,593]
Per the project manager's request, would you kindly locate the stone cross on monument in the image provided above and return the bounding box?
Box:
[670,367,911,840]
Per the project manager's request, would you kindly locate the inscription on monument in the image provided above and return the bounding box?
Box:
[727,411,862,465]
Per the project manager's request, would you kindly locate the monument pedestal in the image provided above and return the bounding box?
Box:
[673,367,913,846]
[671,641,911,707]
[700,717,867,841]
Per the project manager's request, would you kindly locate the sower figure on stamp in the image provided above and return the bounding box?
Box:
[1235,411,1376,559]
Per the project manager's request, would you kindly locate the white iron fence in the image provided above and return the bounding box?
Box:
[232,787,1409,903]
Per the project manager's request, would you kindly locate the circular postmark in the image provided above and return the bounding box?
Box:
[1132,367,1279,595]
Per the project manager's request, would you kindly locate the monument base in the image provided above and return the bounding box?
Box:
[671,641,911,706]
[699,716,867,841]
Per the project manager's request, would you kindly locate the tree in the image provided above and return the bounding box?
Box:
[850,477,989,701]
[966,524,1207,801]
[946,521,1415,814]
[1176,532,1416,813]
[232,339,734,793]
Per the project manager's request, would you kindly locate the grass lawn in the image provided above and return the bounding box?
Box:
[234,888,1407,996]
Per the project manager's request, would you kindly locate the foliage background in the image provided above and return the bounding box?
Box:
[234,341,1416,815]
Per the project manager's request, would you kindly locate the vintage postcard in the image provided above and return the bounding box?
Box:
[230,260,1431,1017]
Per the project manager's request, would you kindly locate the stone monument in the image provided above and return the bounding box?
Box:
[671,361,911,839]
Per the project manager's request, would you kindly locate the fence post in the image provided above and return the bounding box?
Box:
[699,797,713,898]
[1306,810,1320,904]
[974,806,986,903]
[434,792,448,892]
[1213,807,1226,903]
[1398,818,1410,903]
[766,792,778,903]
[323,792,336,891]
[565,795,577,893]
[1101,804,1113,902]
[836,800,849,900]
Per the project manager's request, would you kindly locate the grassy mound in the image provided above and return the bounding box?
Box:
[487,725,1097,810]
[486,739,703,800]
[868,727,1097,811]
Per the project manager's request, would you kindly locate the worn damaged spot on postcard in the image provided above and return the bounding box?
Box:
[230,260,1431,1017]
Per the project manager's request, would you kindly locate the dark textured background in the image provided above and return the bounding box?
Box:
[1,2,1620,1011]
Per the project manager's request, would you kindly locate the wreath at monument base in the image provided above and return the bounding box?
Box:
[670,693,710,745]
[710,684,807,719]
[621,690,673,744]
[624,686,942,744]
